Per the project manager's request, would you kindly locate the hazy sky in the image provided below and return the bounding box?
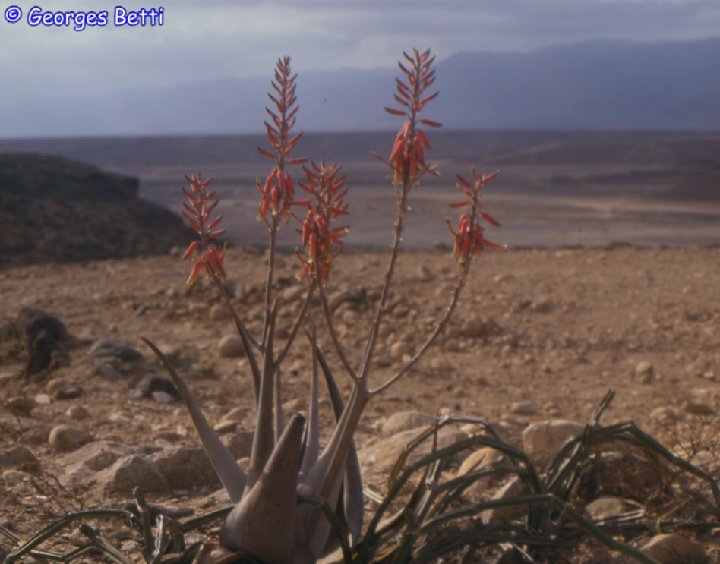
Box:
[2,0,719,108]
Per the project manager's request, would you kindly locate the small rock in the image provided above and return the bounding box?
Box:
[457,447,507,500]
[522,420,584,462]
[684,401,714,416]
[49,425,92,453]
[96,363,124,381]
[481,477,528,525]
[586,496,640,520]
[214,420,239,434]
[380,411,435,436]
[218,335,245,358]
[530,300,553,314]
[226,431,255,459]
[509,401,535,416]
[67,405,90,420]
[640,533,707,564]
[47,378,83,400]
[3,397,37,416]
[460,316,502,340]
[287,360,304,377]
[208,303,230,321]
[137,375,179,399]
[109,412,130,424]
[650,406,677,423]
[34,393,51,405]
[21,426,51,445]
[418,265,435,281]
[390,341,412,359]
[152,391,174,404]
[635,361,654,383]
[0,445,39,471]
[88,339,143,363]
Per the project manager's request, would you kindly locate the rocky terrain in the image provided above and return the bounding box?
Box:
[0,154,194,267]
[1,246,719,561]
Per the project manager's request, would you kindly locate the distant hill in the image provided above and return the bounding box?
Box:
[2,38,720,137]
[0,154,194,266]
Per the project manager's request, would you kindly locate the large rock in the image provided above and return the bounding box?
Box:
[151,446,220,490]
[49,424,92,453]
[640,533,707,563]
[457,447,509,501]
[380,411,435,436]
[521,419,584,463]
[59,440,130,486]
[480,477,529,525]
[96,455,169,495]
[359,426,470,476]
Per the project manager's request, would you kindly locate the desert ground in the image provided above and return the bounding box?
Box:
[1,243,719,561]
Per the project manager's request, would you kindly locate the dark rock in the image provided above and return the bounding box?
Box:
[0,445,40,471]
[136,375,179,399]
[88,339,143,363]
[8,307,73,375]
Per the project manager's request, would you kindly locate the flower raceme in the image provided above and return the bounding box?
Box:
[449,169,504,264]
[257,56,307,222]
[294,161,349,283]
[181,174,226,287]
[383,48,441,187]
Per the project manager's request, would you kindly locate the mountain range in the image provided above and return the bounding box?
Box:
[2,37,720,137]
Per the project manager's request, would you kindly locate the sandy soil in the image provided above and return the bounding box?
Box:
[1,246,719,559]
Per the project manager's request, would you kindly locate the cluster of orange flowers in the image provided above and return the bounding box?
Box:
[257,56,306,222]
[180,51,502,289]
[449,169,504,264]
[181,174,226,287]
[383,48,441,187]
[294,161,349,283]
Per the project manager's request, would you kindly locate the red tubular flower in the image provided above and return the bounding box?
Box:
[448,168,503,265]
[381,49,441,187]
[181,174,226,287]
[294,161,349,283]
[257,56,307,223]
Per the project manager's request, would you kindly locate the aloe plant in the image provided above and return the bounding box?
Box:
[142,49,502,563]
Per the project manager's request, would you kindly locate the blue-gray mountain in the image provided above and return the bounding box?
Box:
[2,38,719,137]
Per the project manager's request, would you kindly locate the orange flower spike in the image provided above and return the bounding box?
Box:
[450,168,502,264]
[256,57,305,222]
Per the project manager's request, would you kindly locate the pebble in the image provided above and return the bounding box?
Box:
[218,335,245,358]
[509,401,536,416]
[522,419,584,462]
[0,445,40,471]
[34,394,51,405]
[208,303,230,321]
[137,375,179,399]
[67,405,91,420]
[683,401,714,416]
[49,424,92,453]
[96,363,124,381]
[4,397,37,416]
[88,339,143,363]
[152,391,174,404]
[635,361,655,383]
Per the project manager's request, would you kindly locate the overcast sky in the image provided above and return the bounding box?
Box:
[1,0,719,109]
